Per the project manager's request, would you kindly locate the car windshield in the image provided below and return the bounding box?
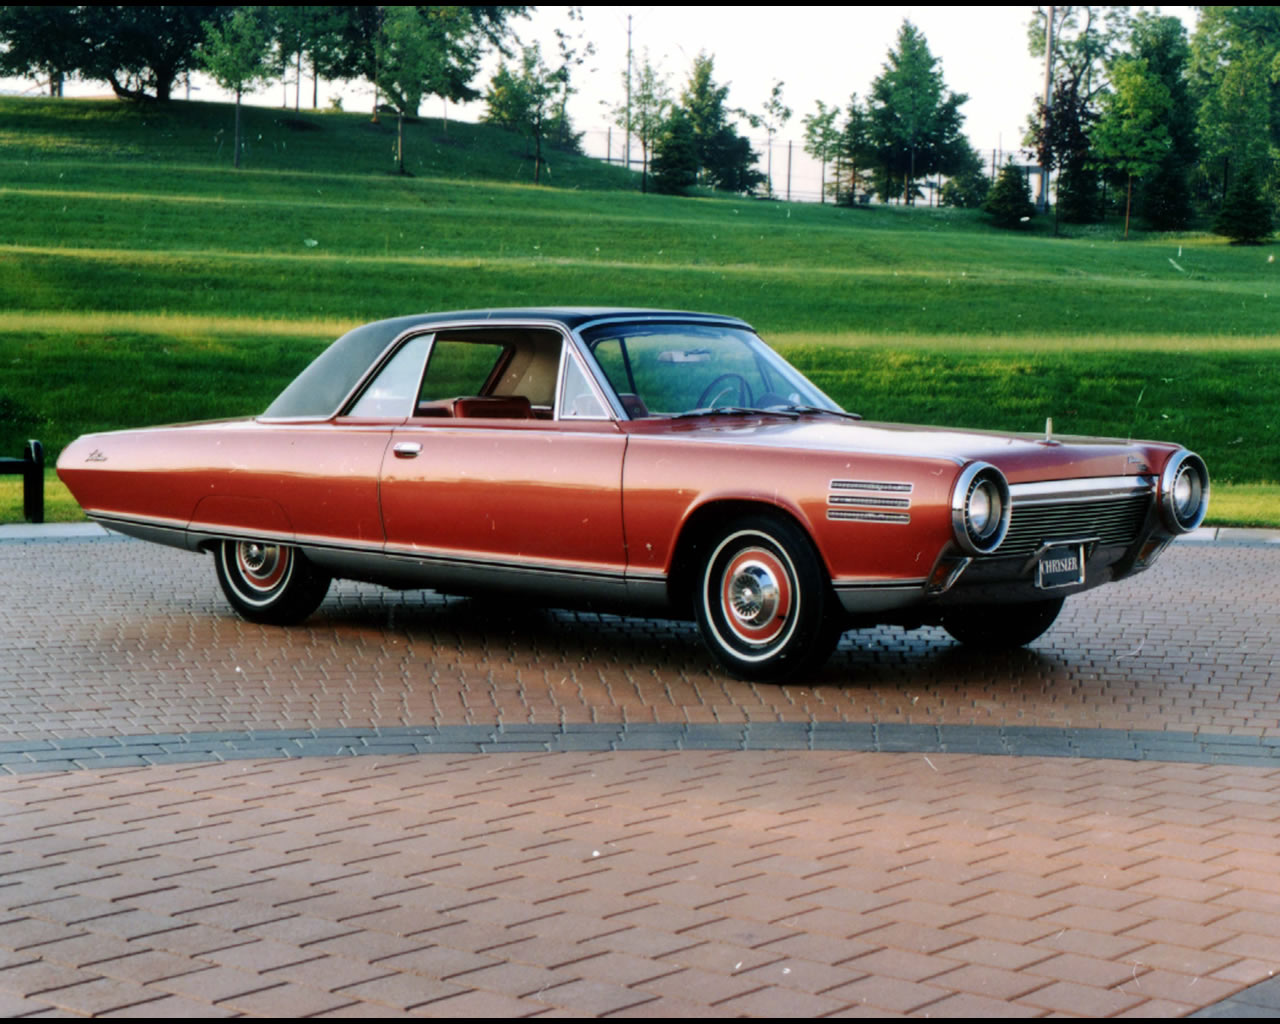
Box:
[582,322,841,418]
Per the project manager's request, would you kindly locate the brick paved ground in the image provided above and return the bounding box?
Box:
[0,534,1277,1016]
[3,752,1280,1017]
[3,538,1278,740]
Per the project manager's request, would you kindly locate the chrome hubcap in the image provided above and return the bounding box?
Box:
[707,534,798,656]
[728,561,780,628]
[241,542,270,574]
[234,541,289,592]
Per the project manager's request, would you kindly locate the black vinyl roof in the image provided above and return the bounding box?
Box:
[385,308,750,331]
[262,308,751,419]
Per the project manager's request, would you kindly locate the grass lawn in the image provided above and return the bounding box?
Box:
[0,96,1275,527]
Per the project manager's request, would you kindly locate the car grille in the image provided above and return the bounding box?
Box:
[1001,491,1152,557]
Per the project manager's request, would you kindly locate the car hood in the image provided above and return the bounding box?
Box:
[639,415,1178,483]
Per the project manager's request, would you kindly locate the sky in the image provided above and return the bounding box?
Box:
[3,5,1199,201]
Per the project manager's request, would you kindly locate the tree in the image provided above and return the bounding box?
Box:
[1128,13,1196,229]
[1214,165,1274,243]
[1190,5,1280,167]
[680,51,731,176]
[705,131,765,194]
[83,5,228,102]
[755,80,791,198]
[650,108,698,195]
[838,93,874,204]
[301,5,378,95]
[270,6,350,109]
[198,7,275,169]
[984,161,1036,227]
[374,5,444,171]
[1029,77,1100,222]
[1090,56,1172,237]
[1027,6,1132,223]
[0,6,86,96]
[270,6,305,109]
[677,53,762,193]
[548,7,593,153]
[322,6,527,120]
[1217,50,1276,182]
[484,43,560,183]
[1029,6,1133,101]
[1195,34,1275,205]
[867,21,969,204]
[376,6,470,117]
[614,54,671,193]
[0,5,237,103]
[802,101,840,203]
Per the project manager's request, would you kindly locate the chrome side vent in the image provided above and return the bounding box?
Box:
[828,479,912,525]
[831,479,912,493]
[828,510,911,524]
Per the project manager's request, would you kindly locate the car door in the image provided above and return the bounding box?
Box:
[273,333,430,550]
[377,327,629,598]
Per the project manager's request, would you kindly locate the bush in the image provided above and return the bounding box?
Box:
[983,161,1035,228]
[1214,166,1274,244]
[651,110,698,195]
[1139,159,1193,230]
[940,169,990,209]
[1056,161,1101,223]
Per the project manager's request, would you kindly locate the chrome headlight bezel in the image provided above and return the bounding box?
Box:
[951,462,1011,555]
[1159,450,1209,534]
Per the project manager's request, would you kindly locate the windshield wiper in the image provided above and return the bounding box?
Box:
[769,404,863,421]
[672,405,801,420]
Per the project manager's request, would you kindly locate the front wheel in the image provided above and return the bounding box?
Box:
[941,597,1064,650]
[214,540,330,625]
[694,515,840,683]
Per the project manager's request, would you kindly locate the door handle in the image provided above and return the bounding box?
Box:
[393,442,422,458]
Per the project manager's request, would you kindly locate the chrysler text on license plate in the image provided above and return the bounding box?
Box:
[1037,543,1085,589]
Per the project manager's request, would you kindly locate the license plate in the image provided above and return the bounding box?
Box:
[1037,543,1085,589]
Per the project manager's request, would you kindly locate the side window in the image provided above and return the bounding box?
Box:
[399,328,614,422]
[559,355,608,419]
[418,340,508,402]
[346,335,431,418]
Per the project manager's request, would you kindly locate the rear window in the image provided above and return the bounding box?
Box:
[262,319,414,419]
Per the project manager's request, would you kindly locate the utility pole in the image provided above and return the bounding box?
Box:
[625,14,632,172]
[1038,6,1054,211]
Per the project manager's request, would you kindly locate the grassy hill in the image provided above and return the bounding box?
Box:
[0,96,1275,524]
[0,95,638,186]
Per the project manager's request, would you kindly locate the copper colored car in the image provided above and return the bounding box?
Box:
[57,308,1209,682]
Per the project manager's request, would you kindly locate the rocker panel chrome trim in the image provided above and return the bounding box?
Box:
[832,577,928,614]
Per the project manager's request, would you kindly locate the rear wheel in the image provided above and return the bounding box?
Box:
[941,597,1064,650]
[215,540,330,625]
[694,515,840,682]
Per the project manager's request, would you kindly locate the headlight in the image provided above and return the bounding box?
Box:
[969,483,994,534]
[951,462,1010,555]
[1159,450,1209,533]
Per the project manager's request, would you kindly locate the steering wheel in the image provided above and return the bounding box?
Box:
[696,373,752,408]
